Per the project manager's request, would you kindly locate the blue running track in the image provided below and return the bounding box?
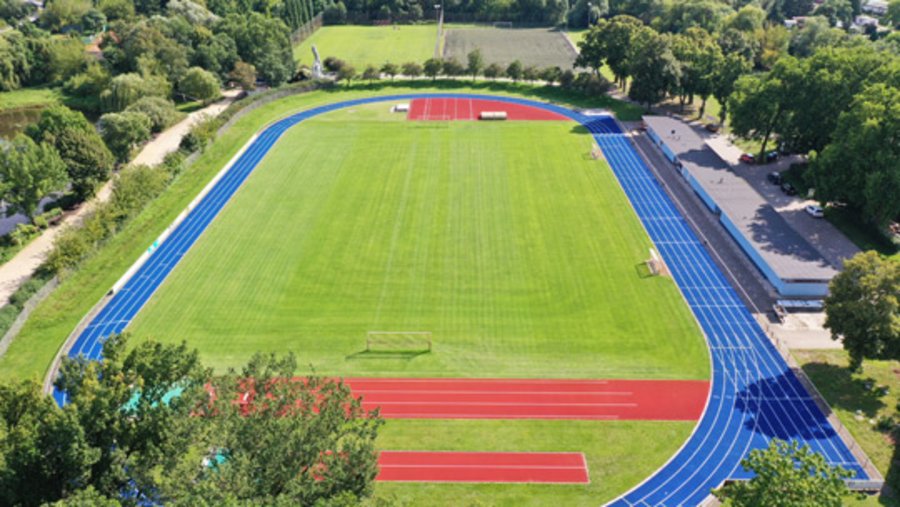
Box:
[53,94,867,505]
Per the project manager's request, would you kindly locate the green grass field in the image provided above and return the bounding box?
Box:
[444,28,578,69]
[293,25,439,68]
[127,104,707,379]
[374,419,694,505]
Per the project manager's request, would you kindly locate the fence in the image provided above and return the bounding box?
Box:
[291,12,323,46]
[0,276,58,359]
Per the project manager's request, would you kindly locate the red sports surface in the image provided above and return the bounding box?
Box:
[346,378,709,420]
[376,451,590,483]
[407,97,568,121]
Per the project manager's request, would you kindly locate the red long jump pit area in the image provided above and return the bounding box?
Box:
[345,378,709,420]
[407,97,568,121]
[376,451,590,483]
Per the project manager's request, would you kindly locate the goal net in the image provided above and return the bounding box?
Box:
[646,248,670,277]
[492,21,513,28]
[366,331,432,353]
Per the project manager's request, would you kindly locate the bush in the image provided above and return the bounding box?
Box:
[9,223,38,246]
[180,116,221,153]
[322,1,347,24]
[571,72,611,94]
[125,96,183,133]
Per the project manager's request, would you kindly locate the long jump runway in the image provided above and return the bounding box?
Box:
[54,93,869,505]
[376,451,589,483]
[346,378,708,420]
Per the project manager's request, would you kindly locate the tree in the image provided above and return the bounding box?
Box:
[888,0,900,28]
[788,16,846,57]
[40,0,90,32]
[506,59,523,82]
[423,57,442,81]
[466,49,483,80]
[178,67,220,103]
[483,62,503,80]
[100,72,168,112]
[568,0,607,27]
[0,135,68,220]
[48,36,87,84]
[442,58,464,78]
[711,52,751,124]
[125,96,182,133]
[380,62,398,80]
[193,33,239,80]
[217,13,294,86]
[714,439,858,506]
[599,15,643,88]
[814,0,853,27]
[228,60,256,90]
[335,64,356,86]
[161,353,382,504]
[728,57,800,160]
[522,65,539,82]
[575,20,609,76]
[99,111,152,162]
[627,29,681,109]
[811,84,900,226]
[0,380,100,506]
[27,105,115,200]
[401,61,422,78]
[361,64,379,81]
[540,66,562,84]
[671,27,723,115]
[823,252,900,371]
[658,0,734,34]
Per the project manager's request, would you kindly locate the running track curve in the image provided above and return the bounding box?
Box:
[53,93,867,505]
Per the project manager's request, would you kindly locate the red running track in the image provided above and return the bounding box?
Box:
[345,378,709,421]
[407,97,568,121]
[376,451,589,483]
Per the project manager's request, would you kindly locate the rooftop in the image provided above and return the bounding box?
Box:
[643,115,838,283]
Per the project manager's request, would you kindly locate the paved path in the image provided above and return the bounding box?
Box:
[0,91,241,306]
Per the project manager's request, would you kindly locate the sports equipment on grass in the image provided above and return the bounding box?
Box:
[365,331,432,353]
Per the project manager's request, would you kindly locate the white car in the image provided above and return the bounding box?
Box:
[805,204,825,218]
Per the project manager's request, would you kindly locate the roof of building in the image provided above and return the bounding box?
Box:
[643,115,838,283]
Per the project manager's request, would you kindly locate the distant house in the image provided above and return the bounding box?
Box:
[854,14,879,27]
[862,0,888,15]
[784,16,808,28]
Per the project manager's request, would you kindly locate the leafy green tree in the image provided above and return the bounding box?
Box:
[100,72,168,112]
[401,61,422,78]
[40,0,90,32]
[48,36,87,83]
[722,4,766,32]
[506,59,523,82]
[45,486,120,506]
[27,105,115,200]
[711,52,750,124]
[888,0,900,28]
[335,63,356,86]
[627,28,681,109]
[540,66,562,84]
[229,60,256,90]
[217,13,294,86]
[111,20,189,83]
[811,84,900,226]
[193,32,239,80]
[0,0,36,23]
[714,439,858,506]
[814,0,853,27]
[599,15,643,88]
[97,0,134,20]
[466,48,483,80]
[54,334,211,501]
[125,96,182,133]
[442,57,465,78]
[361,64,379,81]
[523,65,539,82]
[99,111,152,162]
[823,252,900,371]
[788,16,846,57]
[671,27,723,116]
[483,62,503,80]
[575,20,608,76]
[728,57,800,160]
[0,380,100,506]
[568,0,607,27]
[178,66,220,102]
[658,0,734,34]
[380,62,398,80]
[717,26,760,62]
[80,8,106,33]
[423,57,442,81]
[160,353,382,504]
[0,135,68,220]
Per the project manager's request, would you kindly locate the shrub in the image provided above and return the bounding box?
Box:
[180,116,221,153]
[9,223,38,246]
[322,1,347,24]
[125,96,184,133]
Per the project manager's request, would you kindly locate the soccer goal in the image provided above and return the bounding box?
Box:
[492,21,513,28]
[646,248,670,277]
[366,331,432,353]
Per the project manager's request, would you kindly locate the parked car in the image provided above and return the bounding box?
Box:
[781,182,797,196]
[764,150,779,163]
[739,153,756,164]
[805,204,825,218]
[704,123,720,133]
[767,172,782,185]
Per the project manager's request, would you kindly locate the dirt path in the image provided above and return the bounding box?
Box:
[0,90,241,306]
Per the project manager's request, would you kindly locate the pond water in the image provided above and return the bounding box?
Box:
[0,106,44,139]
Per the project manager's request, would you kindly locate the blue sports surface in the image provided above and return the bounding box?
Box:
[54,94,867,505]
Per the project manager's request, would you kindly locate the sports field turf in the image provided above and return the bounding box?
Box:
[443,28,578,69]
[374,419,695,505]
[127,104,707,380]
[293,25,438,68]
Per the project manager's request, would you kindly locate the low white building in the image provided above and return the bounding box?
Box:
[862,0,888,15]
